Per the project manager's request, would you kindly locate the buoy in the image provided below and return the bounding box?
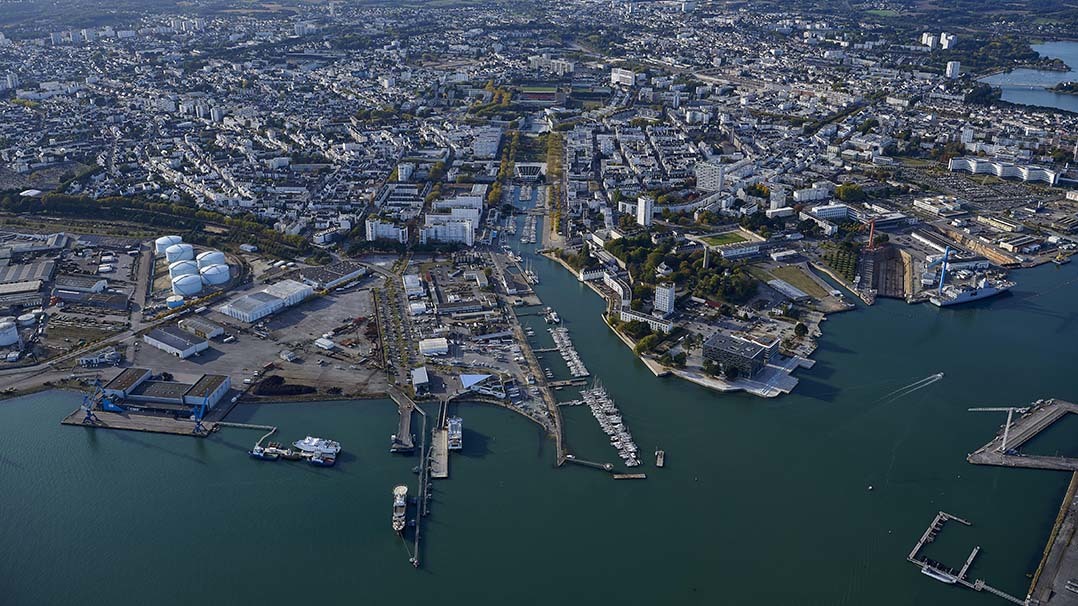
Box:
[868,485,874,491]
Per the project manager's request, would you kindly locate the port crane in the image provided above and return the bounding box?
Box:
[80,378,124,423]
[968,407,1030,453]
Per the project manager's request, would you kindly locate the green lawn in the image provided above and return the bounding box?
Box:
[701,232,747,246]
[770,265,830,300]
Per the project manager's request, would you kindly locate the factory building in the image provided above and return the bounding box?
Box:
[297,260,368,289]
[143,325,209,359]
[103,367,230,410]
[177,317,224,339]
[217,280,313,323]
[419,337,449,356]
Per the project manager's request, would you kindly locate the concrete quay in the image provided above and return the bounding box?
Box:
[388,387,416,453]
[969,399,1078,471]
[61,408,214,436]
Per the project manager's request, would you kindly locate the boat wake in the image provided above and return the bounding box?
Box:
[877,373,944,404]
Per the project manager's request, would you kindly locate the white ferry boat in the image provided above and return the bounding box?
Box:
[293,436,342,455]
[447,417,463,450]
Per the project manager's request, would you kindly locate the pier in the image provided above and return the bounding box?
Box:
[906,511,1023,604]
[564,454,614,472]
[968,399,1078,470]
[429,399,449,479]
[388,387,416,453]
[409,403,430,569]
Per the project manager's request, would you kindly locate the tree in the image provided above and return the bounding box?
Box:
[634,334,659,355]
[723,365,740,381]
[835,184,866,202]
[794,322,808,338]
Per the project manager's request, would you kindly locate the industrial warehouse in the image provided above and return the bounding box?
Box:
[102,367,232,413]
[217,279,313,323]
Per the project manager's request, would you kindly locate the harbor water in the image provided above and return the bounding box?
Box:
[980,41,1078,113]
[2,257,1078,604]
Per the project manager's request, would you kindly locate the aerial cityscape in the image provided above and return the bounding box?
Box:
[0,0,1077,604]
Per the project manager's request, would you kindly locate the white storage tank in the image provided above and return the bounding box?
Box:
[171,274,203,296]
[196,250,226,268]
[0,321,18,347]
[168,260,199,279]
[165,243,195,263]
[16,313,37,327]
[166,295,185,309]
[199,264,230,286]
[155,235,183,255]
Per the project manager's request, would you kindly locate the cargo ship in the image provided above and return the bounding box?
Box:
[929,276,1014,307]
[392,485,408,534]
[447,416,462,450]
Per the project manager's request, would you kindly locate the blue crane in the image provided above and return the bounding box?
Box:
[191,402,207,434]
[80,378,125,423]
[926,246,953,295]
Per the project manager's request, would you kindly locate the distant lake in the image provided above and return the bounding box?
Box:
[980,41,1078,113]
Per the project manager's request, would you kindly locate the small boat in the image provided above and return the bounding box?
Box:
[655,448,665,468]
[309,453,336,467]
[249,446,279,461]
[279,449,302,461]
[1054,252,1071,266]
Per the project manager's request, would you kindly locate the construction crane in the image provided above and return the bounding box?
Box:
[968,407,1030,453]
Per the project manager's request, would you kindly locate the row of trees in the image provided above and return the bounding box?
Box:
[0,192,309,258]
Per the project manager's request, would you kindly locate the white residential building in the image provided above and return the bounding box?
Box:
[365,218,408,244]
[636,195,654,227]
[695,161,726,192]
[611,67,638,87]
[654,282,676,316]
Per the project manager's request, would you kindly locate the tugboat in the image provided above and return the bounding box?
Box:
[1054,252,1071,266]
[392,485,408,534]
[249,445,279,461]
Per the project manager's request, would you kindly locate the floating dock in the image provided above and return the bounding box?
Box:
[906,511,1023,604]
[968,399,1078,471]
